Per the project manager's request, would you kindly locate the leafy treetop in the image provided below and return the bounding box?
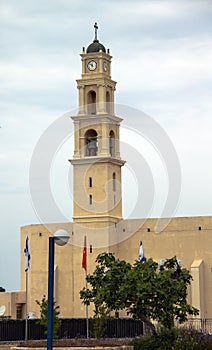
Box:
[80,253,199,333]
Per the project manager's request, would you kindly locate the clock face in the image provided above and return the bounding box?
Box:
[103,61,108,72]
[87,60,97,71]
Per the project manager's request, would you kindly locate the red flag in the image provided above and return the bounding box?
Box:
[82,236,87,270]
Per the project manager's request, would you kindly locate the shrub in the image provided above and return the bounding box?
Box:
[36,295,61,339]
[130,326,212,350]
[177,326,212,350]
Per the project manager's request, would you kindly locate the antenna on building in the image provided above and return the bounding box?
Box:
[0,305,6,316]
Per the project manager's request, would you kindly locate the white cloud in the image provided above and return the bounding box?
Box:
[115,37,212,95]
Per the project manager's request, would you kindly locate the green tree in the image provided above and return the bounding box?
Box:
[80,253,199,335]
[123,257,199,332]
[80,253,131,316]
[80,253,131,337]
[36,295,61,339]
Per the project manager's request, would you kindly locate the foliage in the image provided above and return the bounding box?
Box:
[130,327,212,350]
[92,305,110,338]
[80,253,131,316]
[36,295,61,339]
[124,257,199,330]
[80,253,198,334]
[176,326,212,350]
[80,253,131,338]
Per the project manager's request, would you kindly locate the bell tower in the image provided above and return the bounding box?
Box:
[70,23,125,227]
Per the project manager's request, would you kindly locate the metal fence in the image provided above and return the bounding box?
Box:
[0,318,143,341]
[181,318,212,334]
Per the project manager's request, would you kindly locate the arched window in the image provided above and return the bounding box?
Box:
[106,91,110,114]
[89,194,93,205]
[109,130,115,156]
[113,172,116,192]
[89,177,92,187]
[85,129,98,156]
[87,90,96,114]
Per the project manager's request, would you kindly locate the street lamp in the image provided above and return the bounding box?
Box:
[47,229,70,350]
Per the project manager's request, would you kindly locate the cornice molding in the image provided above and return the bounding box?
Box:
[69,156,125,166]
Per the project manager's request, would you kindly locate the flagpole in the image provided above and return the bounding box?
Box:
[24,235,30,342]
[25,270,28,341]
[82,236,89,338]
[85,263,89,339]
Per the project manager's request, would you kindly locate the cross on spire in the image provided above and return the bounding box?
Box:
[94,22,98,41]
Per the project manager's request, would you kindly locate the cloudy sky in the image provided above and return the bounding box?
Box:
[0,0,212,291]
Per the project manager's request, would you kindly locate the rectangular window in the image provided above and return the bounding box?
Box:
[113,173,116,191]
[89,177,92,187]
[16,304,23,319]
[89,194,92,205]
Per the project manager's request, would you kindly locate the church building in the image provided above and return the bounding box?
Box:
[1,24,212,322]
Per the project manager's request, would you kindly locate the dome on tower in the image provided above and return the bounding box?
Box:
[86,39,106,53]
[86,22,106,54]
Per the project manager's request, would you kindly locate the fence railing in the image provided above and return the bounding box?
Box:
[180,318,212,334]
[0,318,143,341]
[1,318,211,342]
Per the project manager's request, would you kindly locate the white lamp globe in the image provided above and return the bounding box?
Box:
[54,229,70,246]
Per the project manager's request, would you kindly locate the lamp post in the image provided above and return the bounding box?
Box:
[47,229,69,350]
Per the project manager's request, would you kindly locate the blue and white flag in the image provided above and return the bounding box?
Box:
[24,235,30,272]
[138,240,145,262]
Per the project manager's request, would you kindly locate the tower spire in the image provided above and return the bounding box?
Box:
[86,22,106,53]
[94,22,98,41]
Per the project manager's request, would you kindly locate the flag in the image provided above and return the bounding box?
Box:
[82,236,87,270]
[24,235,30,272]
[138,240,145,262]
